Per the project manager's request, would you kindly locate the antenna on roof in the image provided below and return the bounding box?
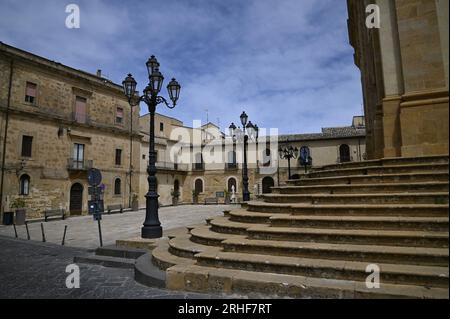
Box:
[205,108,209,124]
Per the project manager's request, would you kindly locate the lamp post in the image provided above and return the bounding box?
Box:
[229,112,258,202]
[122,56,181,239]
[279,143,298,180]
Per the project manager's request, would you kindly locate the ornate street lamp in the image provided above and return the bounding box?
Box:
[122,56,180,239]
[229,111,258,202]
[279,142,298,180]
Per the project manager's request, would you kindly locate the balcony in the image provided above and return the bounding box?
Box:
[192,163,205,171]
[225,163,238,170]
[67,158,93,171]
[155,162,189,171]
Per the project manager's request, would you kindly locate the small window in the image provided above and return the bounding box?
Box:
[21,136,33,157]
[116,107,124,124]
[115,149,122,166]
[25,82,37,104]
[142,154,146,160]
[19,174,30,195]
[75,96,87,124]
[114,178,121,195]
[160,122,164,132]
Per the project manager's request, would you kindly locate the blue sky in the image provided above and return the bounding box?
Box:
[0,0,363,134]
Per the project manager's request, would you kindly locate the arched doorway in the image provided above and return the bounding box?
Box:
[174,179,180,198]
[339,144,351,162]
[262,176,275,194]
[227,177,237,193]
[194,178,203,194]
[70,183,83,215]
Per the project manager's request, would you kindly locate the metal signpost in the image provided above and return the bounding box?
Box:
[87,168,104,247]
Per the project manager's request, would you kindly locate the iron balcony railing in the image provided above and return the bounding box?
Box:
[192,163,205,171]
[155,162,189,171]
[67,158,93,170]
[225,163,238,170]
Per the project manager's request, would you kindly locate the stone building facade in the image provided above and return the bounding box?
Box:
[138,114,366,205]
[0,42,366,218]
[347,0,449,159]
[0,42,141,218]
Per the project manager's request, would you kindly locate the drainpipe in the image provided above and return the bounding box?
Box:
[0,59,13,214]
[358,138,362,161]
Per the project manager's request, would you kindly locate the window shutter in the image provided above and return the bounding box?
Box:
[115,149,122,165]
[75,97,87,123]
[26,82,37,97]
[21,136,33,157]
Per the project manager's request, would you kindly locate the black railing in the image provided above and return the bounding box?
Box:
[225,163,238,170]
[67,158,93,170]
[192,163,205,171]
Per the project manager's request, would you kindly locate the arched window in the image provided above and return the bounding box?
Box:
[194,179,203,194]
[227,177,237,193]
[19,174,30,195]
[114,178,121,195]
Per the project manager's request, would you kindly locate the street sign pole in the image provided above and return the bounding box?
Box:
[87,168,104,247]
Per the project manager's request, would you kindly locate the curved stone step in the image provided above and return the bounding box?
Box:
[151,240,195,270]
[166,264,449,299]
[210,216,257,235]
[221,238,449,266]
[134,253,166,288]
[305,163,448,179]
[168,236,222,258]
[207,216,449,247]
[261,192,449,205]
[246,225,449,248]
[246,201,449,217]
[229,209,449,231]
[316,155,448,172]
[268,215,449,231]
[74,254,136,269]
[189,225,246,246]
[272,182,449,195]
[287,172,449,186]
[195,251,449,288]
[228,209,272,224]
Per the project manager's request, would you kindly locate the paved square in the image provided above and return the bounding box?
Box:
[0,235,225,299]
[0,205,236,249]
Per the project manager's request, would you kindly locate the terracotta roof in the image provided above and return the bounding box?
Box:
[278,126,365,142]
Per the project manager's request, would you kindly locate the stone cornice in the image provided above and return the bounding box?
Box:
[400,89,449,108]
[0,104,143,140]
[0,42,126,98]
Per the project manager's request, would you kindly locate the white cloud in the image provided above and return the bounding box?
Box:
[0,0,363,134]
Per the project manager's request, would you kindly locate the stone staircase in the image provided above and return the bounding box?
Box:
[149,155,449,298]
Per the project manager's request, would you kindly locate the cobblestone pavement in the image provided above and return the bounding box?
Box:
[0,235,226,299]
[0,205,237,249]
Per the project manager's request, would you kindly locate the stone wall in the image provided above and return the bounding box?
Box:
[348,0,449,158]
[0,45,141,218]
